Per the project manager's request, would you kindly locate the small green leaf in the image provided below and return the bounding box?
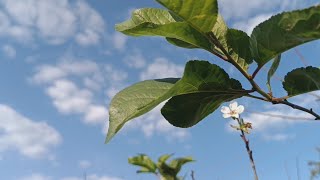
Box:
[106,78,179,143]
[158,154,173,164]
[226,29,253,65]
[116,8,212,51]
[251,5,320,66]
[128,154,157,174]
[267,54,281,92]
[156,0,218,32]
[283,66,320,97]
[161,60,245,128]
[211,16,252,71]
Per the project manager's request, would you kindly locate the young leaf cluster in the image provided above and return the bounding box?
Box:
[128,154,194,180]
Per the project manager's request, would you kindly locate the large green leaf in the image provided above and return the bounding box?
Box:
[161,60,246,128]
[211,16,252,71]
[251,5,320,66]
[283,66,320,97]
[106,78,179,143]
[128,154,157,174]
[116,8,212,51]
[156,0,218,32]
[267,54,281,92]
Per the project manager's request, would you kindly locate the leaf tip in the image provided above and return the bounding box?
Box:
[105,126,116,144]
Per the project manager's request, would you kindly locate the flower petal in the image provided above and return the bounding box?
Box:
[221,106,230,114]
[236,105,244,114]
[223,113,231,118]
[229,102,238,111]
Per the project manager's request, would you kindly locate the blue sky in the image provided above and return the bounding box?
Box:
[0,0,320,180]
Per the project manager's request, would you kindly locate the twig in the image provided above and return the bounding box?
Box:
[273,100,320,120]
[245,94,268,101]
[246,110,313,120]
[294,48,308,67]
[236,118,259,180]
[191,170,195,180]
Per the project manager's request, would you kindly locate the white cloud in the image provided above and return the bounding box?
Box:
[123,50,146,69]
[219,0,301,20]
[0,0,105,46]
[233,14,272,34]
[36,0,77,44]
[0,105,61,158]
[61,174,123,180]
[262,133,295,141]
[140,57,183,80]
[2,44,16,58]
[112,32,128,51]
[32,65,67,84]
[219,0,316,35]
[46,79,93,114]
[20,174,122,180]
[31,60,99,84]
[78,160,92,169]
[19,174,51,180]
[105,64,128,82]
[31,58,124,127]
[85,105,109,124]
[0,10,33,42]
[74,0,105,46]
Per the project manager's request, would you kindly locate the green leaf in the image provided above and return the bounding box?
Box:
[128,154,157,174]
[251,5,320,66]
[283,66,320,97]
[169,157,194,174]
[158,154,173,164]
[161,60,245,128]
[106,78,179,143]
[156,0,218,32]
[226,29,253,65]
[166,38,198,49]
[267,54,281,92]
[211,16,252,71]
[116,8,212,51]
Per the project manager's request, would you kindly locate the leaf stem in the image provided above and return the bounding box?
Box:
[252,66,263,79]
[236,118,259,180]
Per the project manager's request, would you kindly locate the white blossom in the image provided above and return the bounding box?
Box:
[221,102,244,119]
